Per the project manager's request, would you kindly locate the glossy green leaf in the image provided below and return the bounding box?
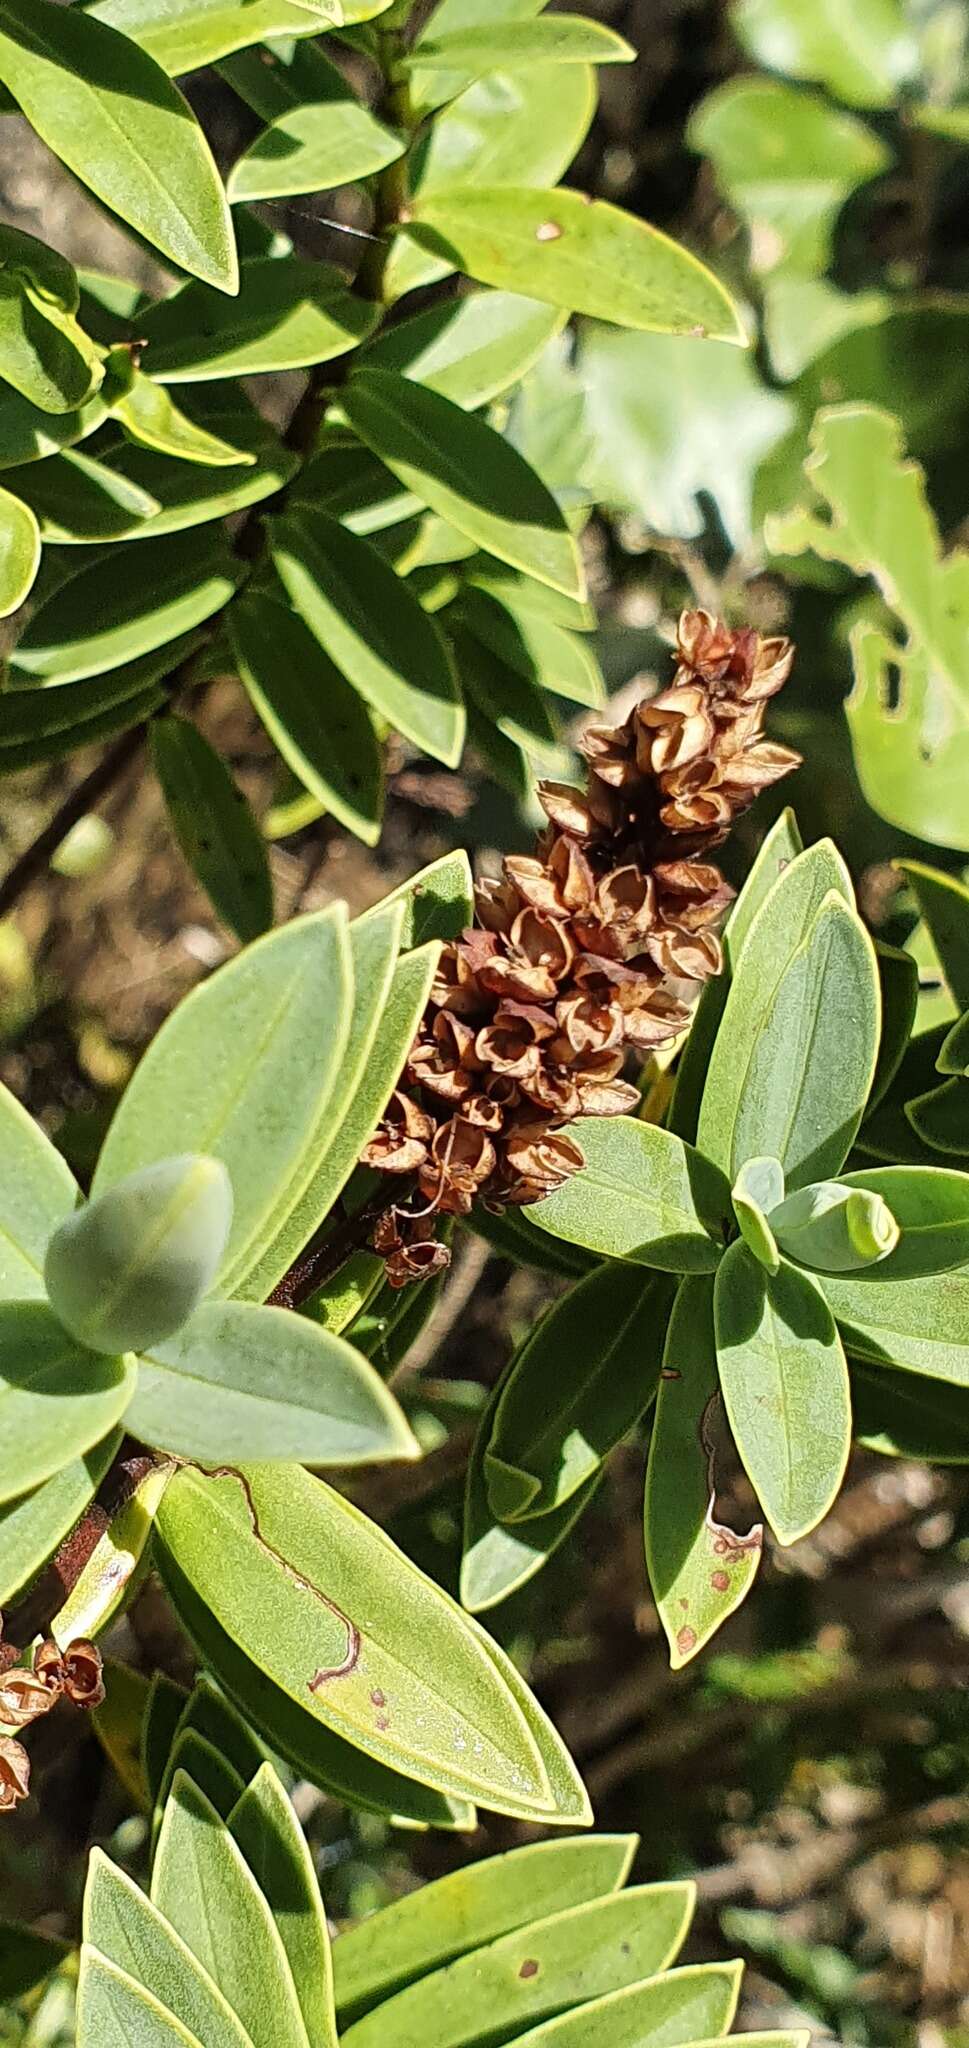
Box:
[363,292,566,410]
[0,1428,120,1606]
[485,1264,673,1521]
[230,1765,338,2048]
[898,864,969,1010]
[342,1886,694,2048]
[731,1160,782,1274]
[84,1851,253,2048]
[645,1277,762,1668]
[155,1462,577,1820]
[407,0,547,112]
[0,483,40,614]
[732,0,918,110]
[46,1153,233,1355]
[0,637,195,773]
[87,0,341,73]
[407,188,745,341]
[822,1263,969,1387]
[158,1540,474,1829]
[529,1117,730,1272]
[869,941,920,1111]
[581,327,793,548]
[344,369,583,599]
[229,586,383,848]
[689,80,889,278]
[402,18,634,77]
[152,1772,309,2048]
[493,1962,742,2048]
[114,370,253,466]
[91,391,297,542]
[940,1010,969,1077]
[851,1358,969,1462]
[150,717,273,944]
[130,1298,416,1464]
[768,407,969,853]
[93,906,353,1287]
[906,1077,969,1155]
[0,1301,134,1505]
[714,1243,851,1544]
[0,275,102,415]
[138,259,376,382]
[0,377,115,467]
[333,1835,638,2024]
[76,1949,205,2048]
[450,621,566,770]
[11,448,163,544]
[228,87,403,204]
[11,528,243,684]
[270,508,464,766]
[0,0,237,294]
[454,584,602,706]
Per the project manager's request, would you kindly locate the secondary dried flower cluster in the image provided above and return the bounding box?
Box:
[363,611,798,1285]
[0,1633,104,1811]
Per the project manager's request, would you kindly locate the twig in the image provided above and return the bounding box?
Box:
[266,1200,389,1310]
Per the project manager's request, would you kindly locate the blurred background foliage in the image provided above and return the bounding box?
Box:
[2,0,969,2043]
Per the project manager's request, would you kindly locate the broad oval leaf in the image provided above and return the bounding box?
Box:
[332,1836,639,2024]
[344,369,583,599]
[270,508,464,767]
[0,484,40,616]
[0,1301,134,1505]
[87,0,342,74]
[714,1243,851,1545]
[11,528,243,684]
[406,187,745,341]
[131,1299,417,1465]
[0,1076,78,1301]
[528,1118,731,1272]
[138,259,376,382]
[155,1462,580,1820]
[645,1276,762,1669]
[229,585,384,848]
[733,0,919,111]
[0,1429,121,1606]
[229,1764,338,2048]
[76,1949,205,2048]
[0,0,237,293]
[93,906,353,1288]
[150,717,273,943]
[83,1851,253,2048]
[362,292,566,411]
[820,1263,969,1388]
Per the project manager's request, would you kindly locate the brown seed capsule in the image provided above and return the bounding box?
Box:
[0,1734,30,1811]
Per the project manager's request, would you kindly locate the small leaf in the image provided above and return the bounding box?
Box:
[91,389,297,542]
[76,1948,206,2048]
[852,1358,969,1462]
[50,1458,173,1650]
[161,1728,246,1822]
[12,448,163,544]
[771,1179,898,1273]
[360,849,473,948]
[869,941,919,1111]
[833,1166,969,1280]
[462,1402,599,1614]
[130,1298,417,1464]
[229,585,384,848]
[138,257,376,381]
[270,508,464,767]
[407,187,745,341]
[230,1765,338,2048]
[0,1430,121,1606]
[90,1658,151,1809]
[898,863,969,1010]
[115,370,255,465]
[333,1835,639,2026]
[0,272,103,414]
[906,1078,969,1156]
[228,85,403,204]
[822,1263,969,1387]
[363,292,566,412]
[0,1302,134,1506]
[732,0,918,111]
[87,0,342,74]
[731,1159,782,1274]
[0,0,237,293]
[449,621,566,771]
[344,369,584,599]
[150,716,273,943]
[11,528,243,684]
[45,1154,233,1354]
[0,638,192,774]
[529,1117,730,1272]
[84,1851,253,2048]
[402,18,634,77]
[0,483,40,615]
[0,1077,78,1301]
[714,1244,851,1544]
[645,1276,762,1667]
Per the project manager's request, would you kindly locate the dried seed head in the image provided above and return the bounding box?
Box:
[0,1735,30,1811]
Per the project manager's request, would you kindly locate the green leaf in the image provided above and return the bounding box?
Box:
[143,1673,190,1809]
[768,407,969,853]
[77,1949,206,2048]
[333,1835,638,2025]
[449,621,566,771]
[580,327,794,549]
[162,1729,247,1821]
[0,1301,134,1505]
[0,638,193,773]
[90,1657,152,1808]
[90,390,297,543]
[358,849,473,949]
[906,1077,969,1156]
[172,1673,267,1789]
[11,528,243,684]
[228,84,403,205]
[822,1263,969,1387]
[152,1772,309,2048]
[770,1179,898,1274]
[362,291,566,411]
[940,1010,969,1077]
[155,1462,581,1820]
[150,716,273,944]
[229,585,383,848]
[462,1405,600,1614]
[485,1962,742,2048]
[460,1608,590,1823]
[86,0,342,74]
[344,369,583,599]
[689,80,889,278]
[0,1429,120,1606]
[12,448,164,544]
[851,1358,969,1462]
[0,377,115,468]
[270,508,464,766]
[485,1264,674,1521]
[230,1766,338,2048]
[731,1159,782,1274]
[407,0,547,112]
[341,1887,694,2048]
[898,864,969,1010]
[0,273,103,415]
[138,258,375,382]
[158,1542,474,1829]
[0,0,237,294]
[130,1298,417,1464]
[645,1276,762,1668]
[84,1850,253,2048]
[732,0,919,111]
[453,584,602,706]
[0,1076,78,1300]
[762,275,890,382]
[0,483,39,615]
[407,188,745,341]
[714,1244,851,1544]
[824,1167,969,1280]
[529,1118,731,1272]
[402,18,634,77]
[869,941,919,1111]
[466,1204,596,1277]
[93,906,353,1288]
[45,1153,233,1356]
[114,370,254,465]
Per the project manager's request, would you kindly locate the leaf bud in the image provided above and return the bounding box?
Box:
[45,1154,232,1355]
[771,1179,899,1274]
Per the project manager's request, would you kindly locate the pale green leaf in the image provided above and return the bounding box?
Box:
[77,1949,205,2048]
[834,1166,969,1279]
[402,18,634,78]
[228,78,403,203]
[86,0,342,73]
[0,1081,78,1299]
[0,1301,134,1505]
[0,1429,121,1606]
[462,1406,600,1614]
[230,1766,338,2048]
[11,527,243,683]
[356,848,473,949]
[138,259,376,382]
[84,1851,253,2048]
[821,1261,969,1387]
[114,371,255,465]
[362,292,566,410]
[732,0,919,110]
[529,1118,731,1272]
[0,273,103,415]
[495,1961,742,2048]
[452,585,602,706]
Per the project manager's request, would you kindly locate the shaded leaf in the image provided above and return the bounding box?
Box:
[0,1429,121,1606]
[529,1117,730,1272]
[898,863,969,1010]
[0,1076,78,1301]
[11,528,243,684]
[228,73,403,204]
[150,717,272,943]
[114,370,254,465]
[449,620,566,770]
[138,258,376,381]
[0,636,194,773]
[0,1301,133,1506]
[851,1358,969,1462]
[359,849,473,949]
[12,448,163,544]
[363,291,566,410]
[0,271,103,414]
[453,583,602,705]
[0,483,40,615]
[230,1765,338,2048]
